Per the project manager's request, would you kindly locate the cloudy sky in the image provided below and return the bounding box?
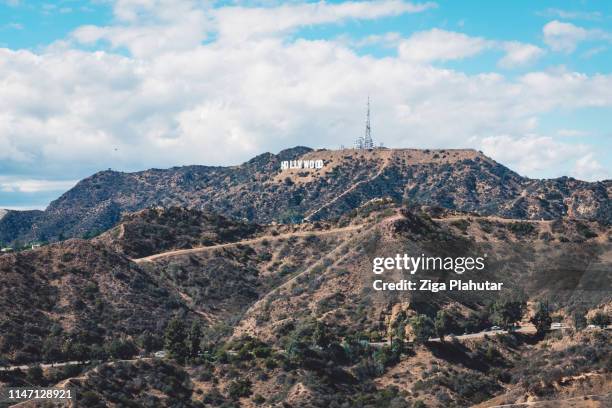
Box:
[1,0,611,209]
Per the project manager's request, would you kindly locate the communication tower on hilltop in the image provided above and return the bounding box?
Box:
[355,96,374,150]
[354,133,364,150]
[364,96,373,149]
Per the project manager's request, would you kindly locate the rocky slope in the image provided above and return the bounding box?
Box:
[0,204,610,406]
[94,207,262,258]
[0,239,194,365]
[1,147,610,245]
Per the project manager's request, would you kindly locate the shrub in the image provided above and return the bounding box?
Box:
[79,391,102,406]
[409,315,435,344]
[227,378,252,399]
[507,222,535,236]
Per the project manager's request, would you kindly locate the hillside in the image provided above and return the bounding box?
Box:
[0,239,195,366]
[0,204,610,406]
[232,208,611,344]
[1,147,610,246]
[94,207,262,258]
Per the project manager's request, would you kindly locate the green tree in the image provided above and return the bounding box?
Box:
[589,311,610,328]
[42,340,62,364]
[188,321,202,357]
[434,310,452,341]
[394,321,407,342]
[165,318,188,363]
[137,330,161,354]
[390,310,408,343]
[409,315,434,344]
[312,321,331,348]
[106,339,137,360]
[227,378,252,400]
[573,309,587,331]
[26,365,44,385]
[286,337,309,365]
[61,340,89,362]
[491,298,526,330]
[79,391,101,406]
[530,302,552,335]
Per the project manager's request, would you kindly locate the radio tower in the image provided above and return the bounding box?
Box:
[363,96,374,149]
[354,96,374,149]
[354,130,364,150]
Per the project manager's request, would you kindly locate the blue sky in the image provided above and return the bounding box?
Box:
[0,0,611,209]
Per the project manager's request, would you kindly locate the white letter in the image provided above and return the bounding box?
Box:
[410,257,421,275]
[373,257,384,274]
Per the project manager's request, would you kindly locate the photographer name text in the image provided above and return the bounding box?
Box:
[372,254,503,292]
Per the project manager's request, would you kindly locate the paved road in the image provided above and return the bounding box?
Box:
[0,355,159,372]
[2,324,603,371]
[0,360,90,372]
[368,324,540,347]
[430,325,537,342]
[368,323,596,347]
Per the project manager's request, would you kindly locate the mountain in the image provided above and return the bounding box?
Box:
[0,239,195,365]
[1,147,610,246]
[94,207,262,258]
[1,202,609,406]
[0,148,610,407]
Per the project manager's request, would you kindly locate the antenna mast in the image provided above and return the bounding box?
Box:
[364,96,373,149]
[354,96,374,150]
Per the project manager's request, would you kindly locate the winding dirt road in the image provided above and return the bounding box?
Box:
[132,224,363,263]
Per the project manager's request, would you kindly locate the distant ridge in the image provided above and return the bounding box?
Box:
[0,147,609,245]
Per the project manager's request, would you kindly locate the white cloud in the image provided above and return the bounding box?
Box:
[538,8,602,21]
[582,46,607,59]
[73,1,436,56]
[543,21,589,52]
[0,177,78,193]
[398,29,542,69]
[556,129,587,137]
[72,0,211,58]
[573,153,610,181]
[498,42,544,68]
[2,23,24,30]
[543,20,612,53]
[350,32,402,48]
[0,0,610,187]
[214,1,436,42]
[481,134,609,181]
[398,28,491,62]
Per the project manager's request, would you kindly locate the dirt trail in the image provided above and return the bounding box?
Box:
[304,152,392,221]
[480,393,611,407]
[433,215,552,224]
[133,225,362,263]
[234,221,377,338]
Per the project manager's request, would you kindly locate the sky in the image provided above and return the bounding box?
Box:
[0,0,611,210]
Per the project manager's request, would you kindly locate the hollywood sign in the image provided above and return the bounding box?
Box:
[280,160,324,170]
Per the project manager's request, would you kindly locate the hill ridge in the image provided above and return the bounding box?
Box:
[1,147,610,245]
